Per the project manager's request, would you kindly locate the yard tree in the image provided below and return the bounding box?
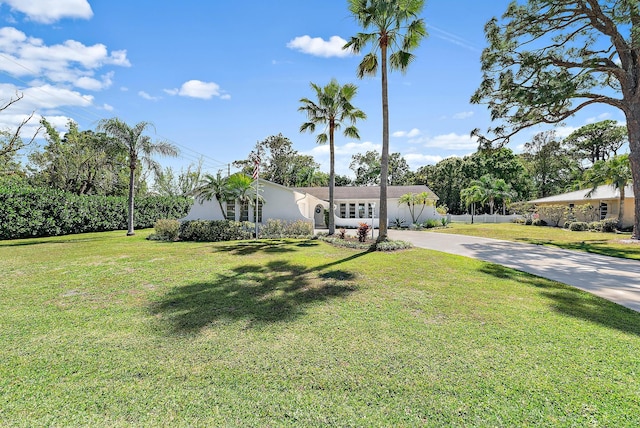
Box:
[0,93,39,165]
[398,191,432,224]
[192,171,231,218]
[564,120,628,166]
[583,153,632,227]
[299,78,366,235]
[471,0,640,239]
[521,130,579,198]
[460,183,484,224]
[98,118,178,236]
[30,119,126,195]
[345,0,427,241]
[153,159,203,198]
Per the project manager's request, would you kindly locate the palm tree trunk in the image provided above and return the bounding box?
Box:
[626,109,640,239]
[127,162,136,236]
[378,41,389,242]
[618,186,625,227]
[329,122,336,235]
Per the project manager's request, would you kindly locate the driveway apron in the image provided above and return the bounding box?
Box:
[387,229,640,313]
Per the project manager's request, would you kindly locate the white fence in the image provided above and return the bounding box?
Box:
[448,214,523,224]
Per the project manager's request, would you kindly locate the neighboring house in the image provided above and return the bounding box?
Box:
[183,180,440,228]
[529,184,634,228]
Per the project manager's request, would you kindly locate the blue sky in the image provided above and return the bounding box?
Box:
[0,0,625,177]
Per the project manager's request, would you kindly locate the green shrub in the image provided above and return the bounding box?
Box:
[532,218,547,227]
[259,219,313,238]
[588,221,603,232]
[524,218,533,226]
[423,219,440,229]
[569,221,589,231]
[0,183,191,239]
[357,222,370,242]
[151,219,181,241]
[601,218,619,233]
[179,220,254,242]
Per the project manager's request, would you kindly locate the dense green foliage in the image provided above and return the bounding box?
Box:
[0,184,190,239]
[259,219,314,239]
[178,220,254,242]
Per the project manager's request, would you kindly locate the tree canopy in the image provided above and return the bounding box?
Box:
[471,0,640,238]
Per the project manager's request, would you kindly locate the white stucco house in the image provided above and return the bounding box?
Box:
[182,180,440,228]
[529,184,634,228]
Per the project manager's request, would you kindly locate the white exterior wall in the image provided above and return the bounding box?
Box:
[182,198,225,221]
[182,180,313,224]
[261,183,309,223]
[332,198,440,228]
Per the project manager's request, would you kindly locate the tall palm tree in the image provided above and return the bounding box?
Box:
[192,171,231,218]
[227,172,265,221]
[584,154,632,226]
[345,0,426,241]
[299,78,366,235]
[98,118,178,236]
[460,184,484,224]
[493,178,516,215]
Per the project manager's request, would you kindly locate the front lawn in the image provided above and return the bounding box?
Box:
[2,230,640,426]
[431,222,640,260]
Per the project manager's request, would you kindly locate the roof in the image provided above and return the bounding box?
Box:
[529,184,634,204]
[293,185,438,201]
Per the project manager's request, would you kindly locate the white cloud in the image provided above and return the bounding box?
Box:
[138,91,161,101]
[392,128,421,138]
[164,80,228,100]
[287,35,352,58]
[404,153,443,170]
[411,132,479,151]
[452,111,474,120]
[4,0,93,23]
[553,126,578,138]
[0,27,130,90]
[585,112,612,124]
[102,103,114,111]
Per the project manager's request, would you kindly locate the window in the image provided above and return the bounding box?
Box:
[349,203,356,219]
[226,200,235,221]
[240,201,249,222]
[339,203,347,218]
[256,200,263,223]
[600,202,608,220]
[358,203,366,218]
[368,203,374,218]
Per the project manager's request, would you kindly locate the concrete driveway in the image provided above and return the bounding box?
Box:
[387,229,640,313]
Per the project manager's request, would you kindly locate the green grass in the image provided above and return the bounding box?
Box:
[431,222,640,260]
[2,229,640,426]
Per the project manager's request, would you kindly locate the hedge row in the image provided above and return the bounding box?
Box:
[0,184,191,239]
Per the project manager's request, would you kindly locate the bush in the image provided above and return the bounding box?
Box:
[588,221,603,232]
[532,218,547,227]
[357,222,370,242]
[0,183,191,239]
[525,218,533,226]
[150,219,181,241]
[259,219,313,238]
[422,219,440,229]
[179,220,254,242]
[601,218,619,233]
[569,221,589,231]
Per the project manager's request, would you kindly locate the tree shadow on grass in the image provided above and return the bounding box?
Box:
[212,239,318,256]
[479,263,640,337]
[513,238,640,260]
[150,250,369,335]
